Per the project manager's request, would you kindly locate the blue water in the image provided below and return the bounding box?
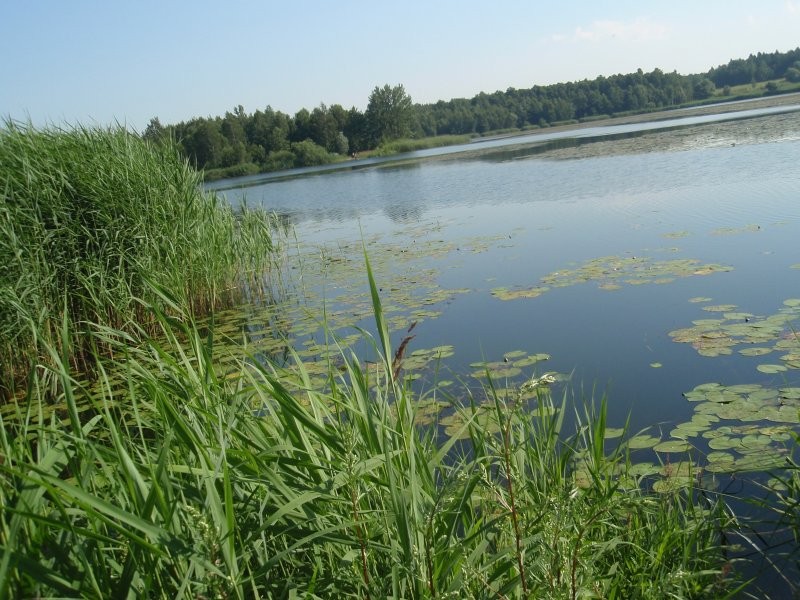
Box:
[214,106,800,593]
[216,111,800,435]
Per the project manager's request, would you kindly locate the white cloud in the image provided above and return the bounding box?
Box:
[552,17,669,43]
[786,1,799,14]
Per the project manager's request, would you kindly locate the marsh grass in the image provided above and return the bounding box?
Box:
[0,120,277,391]
[369,134,472,157]
[0,262,743,598]
[0,127,747,595]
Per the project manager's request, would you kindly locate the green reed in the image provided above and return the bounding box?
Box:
[0,125,745,595]
[0,120,276,390]
[0,271,742,598]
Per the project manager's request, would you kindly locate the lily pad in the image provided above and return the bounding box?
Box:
[627,434,661,449]
[653,440,692,453]
[739,347,773,357]
[627,462,660,477]
[653,477,694,493]
[703,304,738,313]
[757,364,788,374]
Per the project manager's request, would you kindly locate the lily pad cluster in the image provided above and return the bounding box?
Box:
[492,255,732,301]
[595,381,800,493]
[470,351,551,382]
[711,223,761,236]
[646,382,798,477]
[669,298,800,362]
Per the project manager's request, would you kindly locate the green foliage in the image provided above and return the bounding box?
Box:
[153,47,800,177]
[0,299,740,598]
[264,149,295,171]
[371,134,471,156]
[365,83,414,144]
[202,162,261,182]
[0,121,276,391]
[333,130,349,155]
[709,48,800,87]
[693,77,717,99]
[290,138,334,167]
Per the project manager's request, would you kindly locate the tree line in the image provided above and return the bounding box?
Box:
[142,47,800,178]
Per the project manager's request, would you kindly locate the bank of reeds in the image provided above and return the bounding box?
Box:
[0,121,746,597]
[371,134,472,156]
[0,120,276,390]
[0,265,742,598]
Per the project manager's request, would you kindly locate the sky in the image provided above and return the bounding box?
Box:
[1,1,799,132]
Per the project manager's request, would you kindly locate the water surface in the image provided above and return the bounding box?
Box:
[216,108,800,434]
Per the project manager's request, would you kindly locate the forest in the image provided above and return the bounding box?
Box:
[142,47,800,179]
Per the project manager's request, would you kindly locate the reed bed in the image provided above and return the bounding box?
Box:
[0,264,742,599]
[0,120,276,390]
[0,122,748,597]
[370,134,472,156]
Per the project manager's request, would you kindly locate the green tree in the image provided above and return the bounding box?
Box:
[291,139,332,167]
[309,104,338,151]
[786,62,800,83]
[693,78,716,100]
[181,118,225,169]
[142,117,167,144]
[343,107,368,152]
[365,84,414,144]
[333,131,349,155]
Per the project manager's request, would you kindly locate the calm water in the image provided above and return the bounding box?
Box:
[215,106,800,592]
[216,107,800,436]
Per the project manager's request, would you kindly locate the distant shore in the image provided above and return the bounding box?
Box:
[474,91,800,141]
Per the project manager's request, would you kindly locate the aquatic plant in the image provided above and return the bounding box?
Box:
[0,120,277,390]
[0,273,741,598]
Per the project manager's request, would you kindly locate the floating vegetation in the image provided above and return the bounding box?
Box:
[666,382,800,473]
[756,364,789,374]
[711,224,761,236]
[702,304,738,313]
[490,286,549,300]
[662,231,691,239]
[610,377,800,487]
[492,255,733,301]
[653,440,692,454]
[669,297,800,365]
[650,362,663,368]
[403,345,456,371]
[627,434,661,449]
[470,352,550,381]
[471,363,522,380]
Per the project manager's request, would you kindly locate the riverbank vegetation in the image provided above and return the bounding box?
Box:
[144,47,800,178]
[0,246,743,598]
[3,121,800,598]
[0,121,276,394]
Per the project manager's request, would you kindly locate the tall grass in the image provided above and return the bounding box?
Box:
[0,124,744,596]
[0,279,741,598]
[370,134,472,157]
[0,120,276,390]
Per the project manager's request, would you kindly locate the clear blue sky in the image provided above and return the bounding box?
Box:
[2,1,798,131]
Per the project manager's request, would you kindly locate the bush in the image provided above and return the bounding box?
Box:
[264,149,296,171]
[291,139,334,167]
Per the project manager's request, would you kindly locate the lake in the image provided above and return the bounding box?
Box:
[212,102,800,482]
